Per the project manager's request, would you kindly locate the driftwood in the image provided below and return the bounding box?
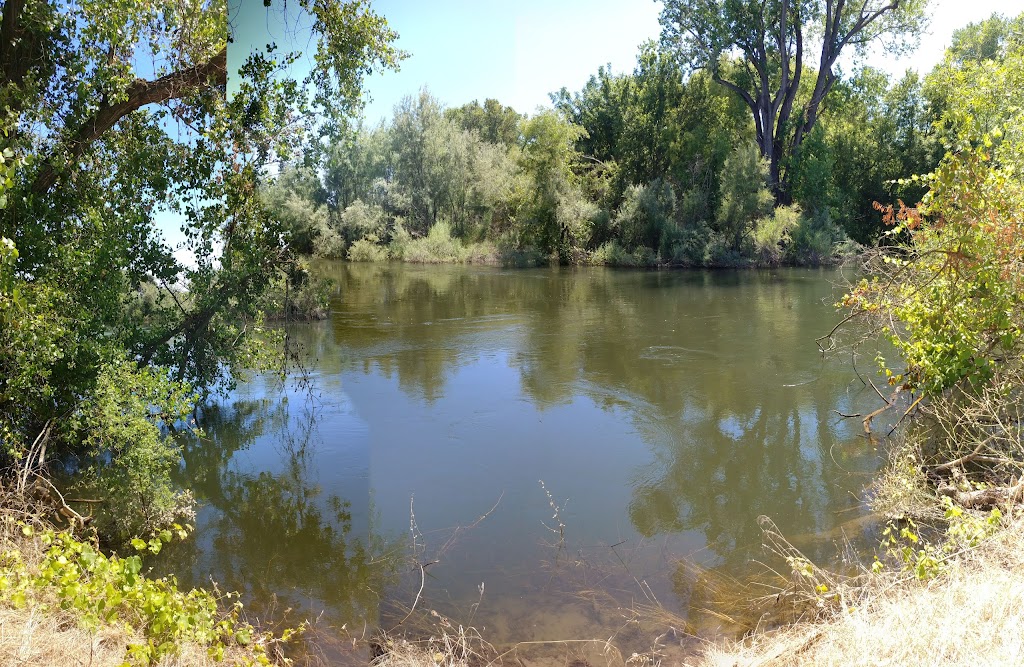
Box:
[937,477,1024,510]
[28,475,92,530]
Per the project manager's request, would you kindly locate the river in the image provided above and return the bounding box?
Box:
[160,262,885,663]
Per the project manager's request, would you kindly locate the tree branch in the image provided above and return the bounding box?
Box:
[31,47,227,196]
[0,0,26,81]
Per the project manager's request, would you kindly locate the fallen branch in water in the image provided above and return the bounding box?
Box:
[938,477,1024,510]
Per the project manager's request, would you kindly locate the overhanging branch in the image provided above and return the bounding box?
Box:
[30,47,227,196]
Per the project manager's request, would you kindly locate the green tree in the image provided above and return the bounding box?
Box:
[389,89,477,235]
[789,67,936,242]
[844,15,1024,395]
[716,142,774,252]
[517,110,587,260]
[446,98,523,147]
[0,0,401,534]
[659,0,929,201]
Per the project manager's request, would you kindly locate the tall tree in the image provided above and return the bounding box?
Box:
[658,0,929,201]
[0,0,402,518]
[1,0,402,391]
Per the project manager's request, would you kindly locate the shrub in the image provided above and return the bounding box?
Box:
[347,235,390,262]
[788,208,848,265]
[388,219,413,260]
[752,204,804,265]
[703,231,747,267]
[463,240,500,264]
[0,524,296,665]
[339,199,387,245]
[615,179,678,252]
[589,240,657,267]
[716,143,774,252]
[402,221,467,263]
[667,220,713,266]
[68,359,198,545]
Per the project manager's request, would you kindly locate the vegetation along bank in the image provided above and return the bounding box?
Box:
[2,0,1024,664]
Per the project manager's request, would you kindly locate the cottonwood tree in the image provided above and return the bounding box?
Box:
[0,0,401,391]
[658,0,929,201]
[0,0,401,530]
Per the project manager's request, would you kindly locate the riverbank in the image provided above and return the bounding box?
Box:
[363,513,1024,667]
[697,514,1024,666]
[0,495,292,667]
[340,218,854,269]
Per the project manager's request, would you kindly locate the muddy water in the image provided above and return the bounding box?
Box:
[162,263,886,661]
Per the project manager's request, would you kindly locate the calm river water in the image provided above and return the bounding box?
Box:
[162,262,886,661]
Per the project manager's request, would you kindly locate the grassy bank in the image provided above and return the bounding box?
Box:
[0,492,292,667]
[698,514,1024,667]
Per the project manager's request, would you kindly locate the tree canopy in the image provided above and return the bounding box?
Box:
[658,0,930,201]
[0,0,402,539]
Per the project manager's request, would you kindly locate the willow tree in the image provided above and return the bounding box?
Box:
[658,0,929,201]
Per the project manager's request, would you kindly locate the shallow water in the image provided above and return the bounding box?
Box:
[161,262,886,659]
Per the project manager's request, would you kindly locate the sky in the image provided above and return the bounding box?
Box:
[353,0,1023,124]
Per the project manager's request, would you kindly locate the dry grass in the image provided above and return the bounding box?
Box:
[0,485,278,667]
[696,514,1024,667]
[0,606,258,667]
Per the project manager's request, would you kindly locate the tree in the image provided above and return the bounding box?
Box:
[716,142,774,251]
[0,0,401,534]
[518,110,587,259]
[658,0,929,201]
[446,98,523,147]
[842,11,1024,394]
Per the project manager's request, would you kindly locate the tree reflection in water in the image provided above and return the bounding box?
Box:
[158,390,400,639]
[165,263,887,649]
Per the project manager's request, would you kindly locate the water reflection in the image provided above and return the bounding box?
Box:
[170,262,884,646]
[321,263,878,567]
[160,387,396,630]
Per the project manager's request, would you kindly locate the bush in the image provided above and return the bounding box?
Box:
[667,220,713,266]
[463,240,500,264]
[0,524,294,665]
[752,204,804,265]
[67,360,197,545]
[339,199,387,245]
[347,235,390,262]
[588,240,657,267]
[555,188,599,250]
[716,143,774,252]
[615,179,678,252]
[258,262,331,321]
[386,219,412,260]
[703,231,748,267]
[788,208,849,265]
[402,221,467,263]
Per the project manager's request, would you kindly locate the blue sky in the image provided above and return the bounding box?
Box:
[230,0,1023,125]
[357,0,664,122]
[359,0,1024,123]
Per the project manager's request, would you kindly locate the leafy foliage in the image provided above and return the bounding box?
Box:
[0,0,402,551]
[658,0,930,200]
[0,523,296,665]
[716,143,774,253]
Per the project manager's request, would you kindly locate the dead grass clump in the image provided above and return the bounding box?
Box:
[695,513,1024,667]
[371,612,494,667]
[870,366,1024,520]
[0,606,260,667]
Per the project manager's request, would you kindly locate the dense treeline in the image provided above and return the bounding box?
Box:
[262,11,1024,269]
